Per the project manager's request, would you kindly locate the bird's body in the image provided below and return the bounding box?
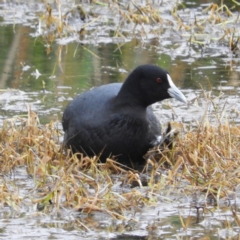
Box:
[62,65,187,167]
[63,83,161,165]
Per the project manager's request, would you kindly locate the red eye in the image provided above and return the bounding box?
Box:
[156,78,162,83]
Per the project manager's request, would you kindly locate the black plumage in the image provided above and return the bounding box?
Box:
[62,64,187,166]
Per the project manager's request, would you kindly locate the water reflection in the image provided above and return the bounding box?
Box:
[0,22,240,125]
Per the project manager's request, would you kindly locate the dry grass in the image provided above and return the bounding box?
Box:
[1,91,240,240]
[0,93,240,224]
[163,121,240,196]
[0,107,156,219]
[34,0,240,54]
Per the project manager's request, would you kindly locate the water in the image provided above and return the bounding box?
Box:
[1,27,239,125]
[0,0,240,239]
[0,0,239,126]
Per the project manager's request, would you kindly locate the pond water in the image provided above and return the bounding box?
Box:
[0,0,240,126]
[0,0,240,239]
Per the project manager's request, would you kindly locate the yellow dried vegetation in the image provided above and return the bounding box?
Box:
[0,106,153,219]
[164,121,240,197]
[36,1,240,55]
[0,100,240,220]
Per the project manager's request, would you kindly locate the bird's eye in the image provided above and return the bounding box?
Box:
[156,78,162,83]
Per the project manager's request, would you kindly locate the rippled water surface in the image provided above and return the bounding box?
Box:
[1,0,240,239]
[0,0,240,126]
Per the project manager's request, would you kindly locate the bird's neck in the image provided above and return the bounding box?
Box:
[116,72,149,108]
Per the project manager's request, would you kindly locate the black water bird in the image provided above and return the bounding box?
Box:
[62,64,187,167]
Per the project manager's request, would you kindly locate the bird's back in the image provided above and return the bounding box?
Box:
[62,83,161,165]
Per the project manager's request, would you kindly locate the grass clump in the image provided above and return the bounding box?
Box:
[0,108,155,219]
[169,122,240,196]
[1,93,240,235]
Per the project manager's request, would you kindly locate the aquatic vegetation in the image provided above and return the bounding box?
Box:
[38,0,240,55]
[0,91,240,237]
[1,0,240,238]
[0,0,239,56]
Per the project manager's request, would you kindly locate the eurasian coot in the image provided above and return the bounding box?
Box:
[62,64,187,167]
